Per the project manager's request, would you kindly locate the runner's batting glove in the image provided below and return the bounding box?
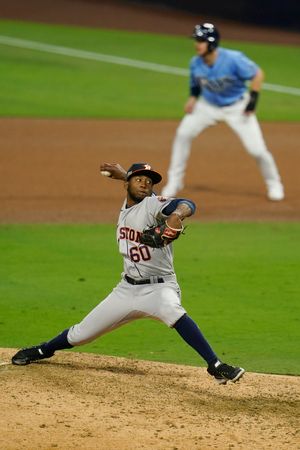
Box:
[244,90,259,113]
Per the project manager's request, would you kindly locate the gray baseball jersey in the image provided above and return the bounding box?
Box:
[67,196,186,346]
[118,196,175,278]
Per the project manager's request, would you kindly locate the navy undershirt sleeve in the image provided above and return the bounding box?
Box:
[162,199,196,216]
[190,85,201,97]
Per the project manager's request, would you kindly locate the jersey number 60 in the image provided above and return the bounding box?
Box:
[130,245,151,262]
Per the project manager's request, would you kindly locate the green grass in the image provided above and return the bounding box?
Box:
[0,20,299,120]
[1,223,299,375]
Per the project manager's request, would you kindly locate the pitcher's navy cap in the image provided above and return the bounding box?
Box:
[126,163,162,184]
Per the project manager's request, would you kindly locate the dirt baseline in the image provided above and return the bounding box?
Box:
[1,119,299,223]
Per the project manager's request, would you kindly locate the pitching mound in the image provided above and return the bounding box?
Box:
[0,348,299,449]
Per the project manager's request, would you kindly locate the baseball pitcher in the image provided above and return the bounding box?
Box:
[12,162,244,385]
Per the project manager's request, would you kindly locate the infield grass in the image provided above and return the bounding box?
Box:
[1,223,299,375]
[0,20,299,120]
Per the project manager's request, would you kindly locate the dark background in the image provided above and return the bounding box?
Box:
[130,0,300,30]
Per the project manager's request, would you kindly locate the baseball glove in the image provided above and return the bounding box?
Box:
[139,219,184,248]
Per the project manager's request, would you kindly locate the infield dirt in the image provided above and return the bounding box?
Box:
[1,119,299,223]
[1,2,300,449]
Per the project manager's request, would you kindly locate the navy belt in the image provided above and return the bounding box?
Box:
[125,275,164,285]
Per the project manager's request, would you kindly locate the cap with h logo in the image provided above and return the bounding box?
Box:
[126,163,162,185]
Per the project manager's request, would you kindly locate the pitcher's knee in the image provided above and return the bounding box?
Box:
[157,303,186,327]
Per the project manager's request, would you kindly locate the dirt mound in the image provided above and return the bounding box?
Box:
[0,348,299,450]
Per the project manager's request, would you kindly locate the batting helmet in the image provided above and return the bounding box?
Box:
[192,23,220,52]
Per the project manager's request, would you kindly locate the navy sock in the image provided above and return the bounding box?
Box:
[41,329,73,354]
[174,314,218,365]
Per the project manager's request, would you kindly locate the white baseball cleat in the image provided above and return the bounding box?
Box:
[267,181,285,201]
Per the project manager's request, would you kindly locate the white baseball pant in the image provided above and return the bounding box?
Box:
[162,95,283,197]
[67,276,186,346]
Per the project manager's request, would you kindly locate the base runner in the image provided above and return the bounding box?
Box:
[162,23,284,201]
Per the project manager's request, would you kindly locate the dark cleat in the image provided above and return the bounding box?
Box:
[208,361,245,384]
[12,344,54,366]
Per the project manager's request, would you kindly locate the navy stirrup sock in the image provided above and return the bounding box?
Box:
[41,328,73,354]
[174,314,217,365]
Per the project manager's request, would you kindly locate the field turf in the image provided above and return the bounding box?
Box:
[1,223,299,375]
[0,20,299,120]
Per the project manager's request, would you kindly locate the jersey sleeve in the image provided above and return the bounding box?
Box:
[144,196,173,222]
[234,52,259,80]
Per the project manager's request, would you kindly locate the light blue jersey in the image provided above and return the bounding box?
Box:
[190,48,259,106]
